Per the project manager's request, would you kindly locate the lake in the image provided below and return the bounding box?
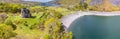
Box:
[68,15,120,39]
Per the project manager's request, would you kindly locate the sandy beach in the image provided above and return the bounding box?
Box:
[61,11,120,29]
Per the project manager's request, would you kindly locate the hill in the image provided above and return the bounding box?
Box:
[0,0,22,2]
[0,0,40,6]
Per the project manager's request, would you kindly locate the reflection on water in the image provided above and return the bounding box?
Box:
[68,15,120,39]
[40,3,60,6]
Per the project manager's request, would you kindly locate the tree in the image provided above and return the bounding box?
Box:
[69,0,91,11]
[43,17,72,39]
[89,0,120,11]
[54,0,81,8]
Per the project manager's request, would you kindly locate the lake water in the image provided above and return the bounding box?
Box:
[68,15,120,39]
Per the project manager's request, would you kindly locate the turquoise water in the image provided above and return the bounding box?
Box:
[68,15,120,39]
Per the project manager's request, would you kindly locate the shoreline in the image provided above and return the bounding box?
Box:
[61,11,120,29]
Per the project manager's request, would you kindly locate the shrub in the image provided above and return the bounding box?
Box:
[30,6,70,16]
[69,1,90,11]
[45,7,70,18]
[0,24,16,39]
[8,17,41,39]
[42,17,72,39]
[4,18,17,30]
[0,2,25,13]
[70,3,87,11]
[1,6,73,39]
[30,6,45,13]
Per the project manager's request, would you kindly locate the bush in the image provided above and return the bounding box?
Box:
[30,6,71,16]
[8,17,41,39]
[69,2,89,11]
[0,24,16,39]
[30,6,45,13]
[1,6,72,39]
[42,17,72,39]
[0,2,25,13]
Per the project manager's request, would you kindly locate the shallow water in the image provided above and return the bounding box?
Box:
[68,15,120,39]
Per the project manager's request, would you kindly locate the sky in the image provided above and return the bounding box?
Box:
[24,0,53,2]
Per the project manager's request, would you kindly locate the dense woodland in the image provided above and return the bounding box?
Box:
[0,0,120,39]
